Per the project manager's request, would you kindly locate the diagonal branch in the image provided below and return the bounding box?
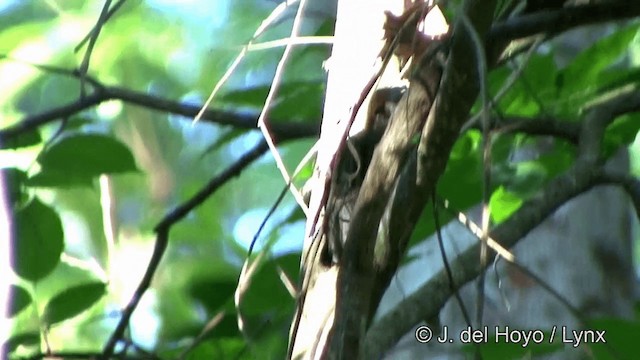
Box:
[364,159,610,356]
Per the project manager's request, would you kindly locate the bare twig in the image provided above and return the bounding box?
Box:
[438,200,584,322]
[462,36,543,133]
[256,0,310,216]
[177,311,226,360]
[192,0,300,125]
[0,81,319,144]
[75,0,129,52]
[458,8,492,338]
[78,0,113,98]
[432,191,473,328]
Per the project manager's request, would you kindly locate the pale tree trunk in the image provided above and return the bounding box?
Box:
[289,0,403,357]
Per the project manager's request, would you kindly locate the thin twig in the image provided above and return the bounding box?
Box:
[75,0,129,52]
[192,0,300,125]
[432,191,473,328]
[458,6,491,336]
[177,311,226,360]
[461,36,543,133]
[255,0,310,216]
[246,36,333,52]
[78,0,113,98]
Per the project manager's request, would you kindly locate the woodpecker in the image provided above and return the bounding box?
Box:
[324,86,406,264]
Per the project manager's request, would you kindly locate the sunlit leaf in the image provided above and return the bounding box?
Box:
[499,54,557,118]
[11,198,64,282]
[559,24,639,97]
[490,186,523,224]
[552,24,640,118]
[603,113,640,158]
[0,20,51,53]
[437,131,482,209]
[43,282,107,326]
[7,284,31,317]
[37,133,138,178]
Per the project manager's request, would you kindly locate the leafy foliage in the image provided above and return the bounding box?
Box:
[6,285,31,317]
[42,282,107,326]
[11,197,64,282]
[1,1,639,359]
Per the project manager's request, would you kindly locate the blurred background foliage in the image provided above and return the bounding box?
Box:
[1,1,328,358]
[1,0,640,359]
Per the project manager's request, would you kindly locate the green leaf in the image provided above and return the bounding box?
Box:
[0,20,51,53]
[506,141,575,198]
[7,284,32,317]
[497,54,557,118]
[464,332,563,359]
[559,24,639,98]
[189,278,237,314]
[1,332,40,356]
[551,25,640,118]
[237,254,298,317]
[0,129,41,149]
[37,134,138,178]
[26,170,95,188]
[220,81,324,121]
[589,318,640,359]
[490,186,523,224]
[11,198,64,282]
[437,131,482,209]
[603,113,640,158]
[43,282,107,326]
